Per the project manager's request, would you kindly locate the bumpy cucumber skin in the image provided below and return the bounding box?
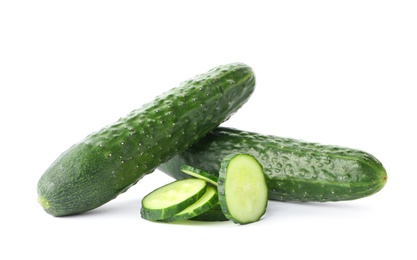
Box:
[158,127,388,202]
[37,63,255,216]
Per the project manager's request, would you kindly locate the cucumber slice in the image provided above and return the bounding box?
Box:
[190,203,229,222]
[163,185,218,222]
[218,153,268,224]
[181,165,218,186]
[141,179,207,221]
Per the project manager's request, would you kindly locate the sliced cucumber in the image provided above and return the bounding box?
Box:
[190,203,229,222]
[181,165,218,186]
[218,153,268,224]
[163,185,218,222]
[141,178,207,221]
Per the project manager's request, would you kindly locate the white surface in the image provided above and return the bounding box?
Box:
[1,1,416,259]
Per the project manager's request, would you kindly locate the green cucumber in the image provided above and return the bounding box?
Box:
[162,185,218,222]
[141,179,207,221]
[158,127,388,202]
[218,153,268,224]
[37,63,256,216]
[181,165,218,186]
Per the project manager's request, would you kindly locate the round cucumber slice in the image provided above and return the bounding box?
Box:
[218,153,268,224]
[141,178,207,221]
[181,165,219,186]
[163,185,218,222]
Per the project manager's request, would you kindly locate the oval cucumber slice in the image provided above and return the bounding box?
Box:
[163,185,218,222]
[141,178,207,221]
[181,165,218,186]
[218,153,268,224]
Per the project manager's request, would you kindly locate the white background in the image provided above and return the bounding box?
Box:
[1,1,416,259]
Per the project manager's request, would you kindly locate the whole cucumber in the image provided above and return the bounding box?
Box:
[37,63,256,216]
[158,127,387,202]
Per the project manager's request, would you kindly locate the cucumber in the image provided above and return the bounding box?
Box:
[181,165,218,186]
[140,178,207,221]
[162,185,218,222]
[218,153,268,224]
[158,127,388,202]
[37,63,256,216]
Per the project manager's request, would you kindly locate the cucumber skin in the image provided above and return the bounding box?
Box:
[37,63,255,216]
[158,127,388,202]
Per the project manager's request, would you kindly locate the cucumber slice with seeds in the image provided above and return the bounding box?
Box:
[163,185,218,222]
[181,165,218,186]
[141,178,207,221]
[218,153,268,224]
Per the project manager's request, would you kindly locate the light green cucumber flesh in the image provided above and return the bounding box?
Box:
[37,63,255,216]
[181,165,218,186]
[162,185,218,222]
[159,127,388,202]
[141,179,207,221]
[218,153,268,225]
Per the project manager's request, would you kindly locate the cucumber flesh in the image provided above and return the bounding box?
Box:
[181,165,218,186]
[141,179,207,221]
[163,185,218,222]
[218,153,268,224]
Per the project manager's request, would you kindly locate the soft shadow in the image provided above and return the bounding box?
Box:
[58,198,142,219]
[57,200,232,225]
[263,200,371,220]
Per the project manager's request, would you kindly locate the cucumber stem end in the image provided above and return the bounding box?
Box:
[37,196,50,210]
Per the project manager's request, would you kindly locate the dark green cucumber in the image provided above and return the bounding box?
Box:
[217,153,268,224]
[141,178,207,221]
[162,185,218,222]
[158,127,388,202]
[181,165,218,186]
[37,63,256,216]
